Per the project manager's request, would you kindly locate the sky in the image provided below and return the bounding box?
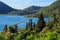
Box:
[0,0,56,9]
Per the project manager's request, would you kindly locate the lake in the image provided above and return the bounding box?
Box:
[0,15,50,32]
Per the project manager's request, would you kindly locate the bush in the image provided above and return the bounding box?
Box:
[0,33,5,40]
[44,31,58,40]
[26,34,34,40]
[5,32,14,40]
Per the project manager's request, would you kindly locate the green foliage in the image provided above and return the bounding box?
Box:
[44,31,57,40]
[26,19,33,31]
[26,34,34,40]
[57,34,60,40]
[0,33,5,40]
[3,25,8,34]
[5,32,14,40]
[13,24,18,33]
[37,12,45,32]
[35,0,60,18]
[14,33,22,40]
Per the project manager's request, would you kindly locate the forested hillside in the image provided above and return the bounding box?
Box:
[37,0,60,17]
[28,0,60,17]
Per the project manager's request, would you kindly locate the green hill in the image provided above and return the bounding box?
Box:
[37,0,60,17]
[9,6,42,15]
[27,0,60,17]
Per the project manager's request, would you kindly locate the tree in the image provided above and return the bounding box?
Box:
[52,14,58,26]
[8,26,16,33]
[37,12,45,32]
[8,26,12,33]
[33,22,35,27]
[28,19,33,31]
[33,22,36,30]
[26,23,28,30]
[3,25,8,34]
[13,24,18,33]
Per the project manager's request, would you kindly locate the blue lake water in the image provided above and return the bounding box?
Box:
[0,15,50,32]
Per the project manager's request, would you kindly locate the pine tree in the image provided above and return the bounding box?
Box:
[3,25,7,34]
[33,22,36,30]
[13,24,18,33]
[37,12,45,32]
[53,14,58,26]
[8,26,12,33]
[33,22,35,27]
[28,19,33,31]
[8,26,14,33]
[26,23,28,30]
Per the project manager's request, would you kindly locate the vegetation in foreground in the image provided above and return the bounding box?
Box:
[0,12,60,40]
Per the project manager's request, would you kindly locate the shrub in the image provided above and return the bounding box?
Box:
[26,34,34,40]
[44,31,58,40]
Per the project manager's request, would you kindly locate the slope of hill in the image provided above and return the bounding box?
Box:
[23,6,42,14]
[36,0,60,17]
[0,1,15,14]
[9,6,42,15]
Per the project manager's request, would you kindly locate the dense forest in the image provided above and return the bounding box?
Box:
[0,12,60,40]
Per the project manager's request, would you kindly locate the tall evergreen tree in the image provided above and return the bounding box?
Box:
[53,14,58,26]
[33,22,35,27]
[33,22,36,30]
[13,24,18,33]
[3,25,8,34]
[8,26,15,33]
[8,26,12,33]
[37,12,45,32]
[26,23,28,30]
[28,19,33,31]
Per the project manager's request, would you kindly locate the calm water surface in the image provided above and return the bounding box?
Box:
[0,15,50,32]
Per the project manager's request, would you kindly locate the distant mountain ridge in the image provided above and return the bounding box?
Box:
[0,1,15,14]
[0,1,42,15]
[23,6,41,14]
[9,6,42,15]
